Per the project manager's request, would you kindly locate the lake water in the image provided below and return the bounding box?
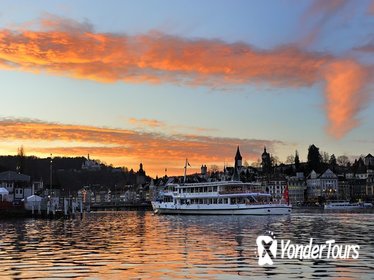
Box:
[1,210,373,279]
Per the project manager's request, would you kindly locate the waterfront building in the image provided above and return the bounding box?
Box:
[0,171,31,202]
[306,169,338,202]
[287,172,306,204]
[264,175,287,200]
[366,173,374,198]
[349,178,367,200]
[337,176,351,201]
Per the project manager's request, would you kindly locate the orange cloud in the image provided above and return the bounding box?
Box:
[128,117,218,134]
[128,118,165,128]
[324,60,368,138]
[0,118,281,176]
[0,17,371,138]
[370,1,374,14]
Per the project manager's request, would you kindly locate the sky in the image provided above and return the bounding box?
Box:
[0,0,373,177]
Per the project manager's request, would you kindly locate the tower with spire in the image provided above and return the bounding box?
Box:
[233,146,243,180]
[235,146,242,169]
[261,146,272,174]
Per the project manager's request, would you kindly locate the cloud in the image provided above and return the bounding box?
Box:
[300,0,349,46]
[128,118,165,128]
[0,16,371,138]
[354,42,374,53]
[370,1,374,14]
[323,60,369,138]
[128,117,218,134]
[0,118,282,175]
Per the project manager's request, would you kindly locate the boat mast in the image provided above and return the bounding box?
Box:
[184,158,188,183]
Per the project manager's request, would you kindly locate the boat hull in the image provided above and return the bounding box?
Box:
[152,202,291,215]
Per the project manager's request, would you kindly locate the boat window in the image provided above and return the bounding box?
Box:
[213,186,217,192]
[213,198,217,204]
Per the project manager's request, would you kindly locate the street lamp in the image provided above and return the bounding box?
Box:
[50,154,53,197]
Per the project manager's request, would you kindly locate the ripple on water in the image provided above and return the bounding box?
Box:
[0,210,374,279]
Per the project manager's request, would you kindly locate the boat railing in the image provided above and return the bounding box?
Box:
[219,190,265,194]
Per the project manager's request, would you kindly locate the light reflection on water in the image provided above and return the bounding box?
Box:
[0,210,373,279]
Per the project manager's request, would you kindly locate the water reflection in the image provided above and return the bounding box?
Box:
[0,210,373,279]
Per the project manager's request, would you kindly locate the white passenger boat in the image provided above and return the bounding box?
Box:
[324,201,373,210]
[152,181,292,215]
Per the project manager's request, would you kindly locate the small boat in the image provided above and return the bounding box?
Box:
[324,201,373,210]
[152,181,292,215]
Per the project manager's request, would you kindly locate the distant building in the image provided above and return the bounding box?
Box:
[349,179,367,200]
[233,146,243,180]
[265,175,287,200]
[136,163,146,185]
[288,172,306,204]
[364,154,374,167]
[337,176,351,201]
[200,165,208,179]
[366,174,374,198]
[306,169,338,202]
[0,171,31,202]
[261,147,272,174]
[235,146,242,169]
[81,154,101,171]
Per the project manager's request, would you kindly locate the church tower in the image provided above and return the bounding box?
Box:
[234,146,242,170]
[261,146,272,174]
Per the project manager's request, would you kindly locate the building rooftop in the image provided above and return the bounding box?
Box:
[0,171,30,182]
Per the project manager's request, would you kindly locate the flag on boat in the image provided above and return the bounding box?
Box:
[283,185,289,205]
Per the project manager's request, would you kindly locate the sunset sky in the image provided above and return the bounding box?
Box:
[0,0,373,176]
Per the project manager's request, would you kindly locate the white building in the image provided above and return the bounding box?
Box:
[265,176,287,200]
[307,169,338,201]
[81,154,101,171]
[0,171,32,202]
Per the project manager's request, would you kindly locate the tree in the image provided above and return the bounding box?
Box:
[209,165,219,174]
[329,154,337,172]
[251,158,261,168]
[17,146,25,174]
[321,151,330,164]
[329,154,337,166]
[285,155,295,164]
[271,155,279,166]
[337,155,350,167]
[294,150,300,171]
[307,144,321,172]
